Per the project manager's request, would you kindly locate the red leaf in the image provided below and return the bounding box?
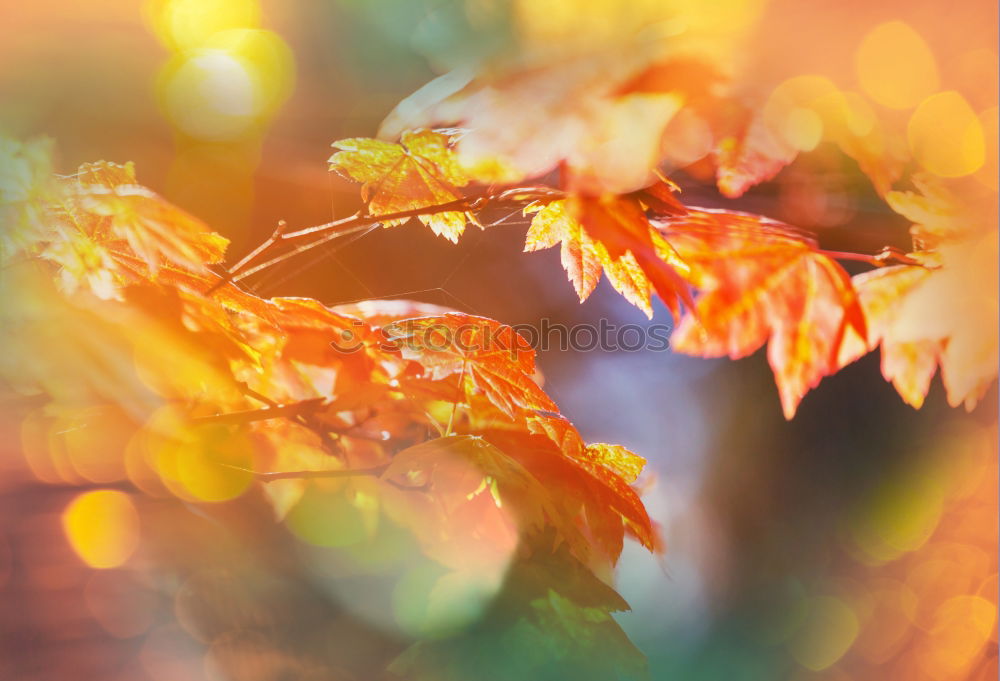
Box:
[661,209,865,418]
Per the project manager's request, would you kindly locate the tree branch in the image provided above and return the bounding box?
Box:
[214,185,564,289]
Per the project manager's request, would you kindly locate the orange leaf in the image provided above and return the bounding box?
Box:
[383,314,556,418]
[328,129,472,242]
[662,209,865,418]
[71,162,229,272]
[524,196,692,318]
[526,414,655,552]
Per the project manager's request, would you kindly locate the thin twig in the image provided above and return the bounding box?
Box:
[218,461,389,482]
[233,223,378,284]
[216,185,563,288]
[193,398,396,445]
[236,382,279,408]
[192,398,327,426]
[219,461,429,492]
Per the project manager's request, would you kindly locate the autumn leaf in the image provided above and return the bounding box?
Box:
[70,161,229,272]
[840,236,998,410]
[524,200,613,305]
[836,259,938,408]
[328,129,473,242]
[525,414,655,553]
[885,174,987,249]
[835,173,1000,410]
[383,313,556,418]
[379,53,682,194]
[108,249,278,324]
[524,195,692,318]
[662,209,865,419]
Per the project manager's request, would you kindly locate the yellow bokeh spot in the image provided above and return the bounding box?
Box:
[763,75,839,152]
[157,29,293,141]
[147,0,261,52]
[145,409,254,502]
[839,91,877,138]
[205,29,295,115]
[789,596,860,671]
[908,91,985,178]
[846,464,946,565]
[62,490,140,569]
[975,107,998,190]
[785,107,824,152]
[513,0,765,63]
[855,21,939,109]
[160,51,260,140]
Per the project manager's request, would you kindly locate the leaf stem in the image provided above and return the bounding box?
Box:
[817,246,923,268]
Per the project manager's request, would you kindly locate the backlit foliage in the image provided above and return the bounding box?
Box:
[1,1,996,679]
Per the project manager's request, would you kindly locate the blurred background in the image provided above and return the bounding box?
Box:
[0,1,996,680]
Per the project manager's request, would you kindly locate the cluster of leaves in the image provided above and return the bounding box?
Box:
[1,38,996,681]
[1,137,657,679]
[328,115,996,419]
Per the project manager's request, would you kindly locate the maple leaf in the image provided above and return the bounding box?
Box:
[662,209,866,419]
[70,161,229,272]
[328,129,472,242]
[837,172,999,410]
[839,235,999,410]
[524,195,692,319]
[836,259,938,408]
[524,200,619,305]
[525,414,655,553]
[108,249,278,323]
[885,174,992,249]
[383,313,556,418]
